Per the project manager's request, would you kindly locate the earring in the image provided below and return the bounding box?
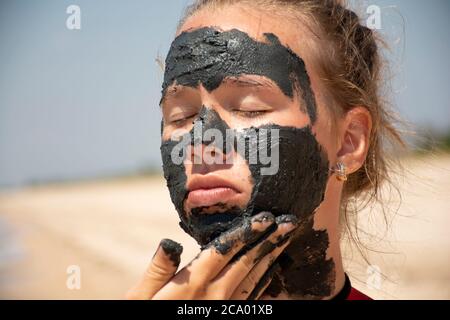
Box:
[331,162,347,181]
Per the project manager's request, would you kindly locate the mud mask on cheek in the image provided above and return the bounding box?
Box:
[161,107,330,246]
[160,27,329,246]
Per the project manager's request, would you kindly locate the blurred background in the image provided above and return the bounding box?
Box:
[0,0,449,299]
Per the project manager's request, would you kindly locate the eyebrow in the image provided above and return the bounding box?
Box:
[222,77,277,88]
[159,86,180,107]
[160,76,278,108]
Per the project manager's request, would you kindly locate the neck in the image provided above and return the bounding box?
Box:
[263,184,345,300]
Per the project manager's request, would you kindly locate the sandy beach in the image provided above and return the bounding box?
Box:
[0,154,449,299]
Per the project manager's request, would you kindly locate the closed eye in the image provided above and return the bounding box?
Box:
[170,113,197,126]
[232,109,269,118]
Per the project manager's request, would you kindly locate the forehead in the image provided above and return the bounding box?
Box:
[178,4,309,60]
[165,5,321,125]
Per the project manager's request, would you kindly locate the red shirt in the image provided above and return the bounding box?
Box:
[347,287,372,300]
[332,274,372,300]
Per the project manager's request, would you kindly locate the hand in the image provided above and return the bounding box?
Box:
[126,211,298,300]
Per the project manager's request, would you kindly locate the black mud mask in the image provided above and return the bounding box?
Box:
[160,27,334,297]
[161,26,329,241]
[161,27,317,124]
[161,106,329,245]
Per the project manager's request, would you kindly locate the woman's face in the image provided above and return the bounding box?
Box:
[160,5,338,246]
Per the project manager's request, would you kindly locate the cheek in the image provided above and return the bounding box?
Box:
[266,94,311,128]
[161,122,171,141]
[161,124,190,142]
[307,74,340,163]
[311,105,338,165]
[229,155,254,201]
[246,124,330,220]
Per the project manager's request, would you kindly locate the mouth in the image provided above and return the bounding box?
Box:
[186,175,242,208]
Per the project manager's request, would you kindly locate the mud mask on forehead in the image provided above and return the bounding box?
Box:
[160,27,330,246]
[161,27,317,124]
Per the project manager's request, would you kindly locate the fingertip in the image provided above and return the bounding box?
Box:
[159,238,183,267]
[249,212,276,235]
[275,214,299,226]
[251,211,275,223]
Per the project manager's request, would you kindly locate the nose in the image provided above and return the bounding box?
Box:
[185,106,234,168]
[186,141,228,166]
[191,105,234,149]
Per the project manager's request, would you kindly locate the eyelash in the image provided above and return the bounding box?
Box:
[170,114,196,126]
[169,109,268,126]
[232,110,267,119]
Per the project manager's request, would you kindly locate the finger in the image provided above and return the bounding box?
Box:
[126,238,182,300]
[154,212,276,299]
[214,215,297,288]
[254,279,273,300]
[233,240,290,300]
[190,211,277,281]
[251,263,280,300]
[226,215,298,299]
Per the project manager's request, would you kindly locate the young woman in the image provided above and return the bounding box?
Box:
[127,0,403,300]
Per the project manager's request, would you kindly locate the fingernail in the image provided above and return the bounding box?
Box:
[242,212,276,244]
[275,214,299,227]
[159,239,183,266]
[274,215,299,238]
[251,211,275,224]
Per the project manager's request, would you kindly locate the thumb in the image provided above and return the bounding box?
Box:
[126,239,183,299]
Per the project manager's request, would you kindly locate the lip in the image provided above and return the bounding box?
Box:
[186,175,241,207]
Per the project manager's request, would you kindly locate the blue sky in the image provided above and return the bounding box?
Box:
[0,0,449,188]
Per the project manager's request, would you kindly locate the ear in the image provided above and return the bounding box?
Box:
[336,107,372,174]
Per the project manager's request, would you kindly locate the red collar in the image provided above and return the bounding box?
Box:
[332,274,372,300]
[347,287,372,300]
